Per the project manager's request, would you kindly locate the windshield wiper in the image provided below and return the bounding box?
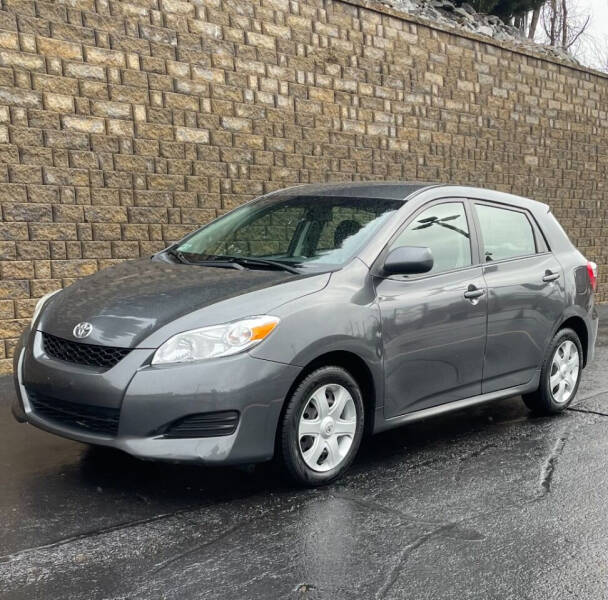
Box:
[167,250,299,273]
[166,248,191,264]
[203,254,300,274]
[226,256,300,274]
[195,260,245,270]
[167,248,244,269]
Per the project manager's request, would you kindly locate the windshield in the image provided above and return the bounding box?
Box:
[174,195,402,270]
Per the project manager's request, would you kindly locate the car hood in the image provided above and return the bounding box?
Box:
[38,258,330,348]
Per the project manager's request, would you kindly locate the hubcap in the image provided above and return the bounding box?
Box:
[298,383,357,472]
[550,340,580,404]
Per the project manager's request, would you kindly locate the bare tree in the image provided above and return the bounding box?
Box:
[540,0,590,49]
[529,0,605,70]
[548,0,557,43]
[528,6,542,39]
[561,0,568,46]
[588,38,608,72]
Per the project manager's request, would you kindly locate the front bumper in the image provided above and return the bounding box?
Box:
[13,328,301,465]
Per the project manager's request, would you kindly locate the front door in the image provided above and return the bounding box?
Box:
[472,201,567,393]
[376,200,487,419]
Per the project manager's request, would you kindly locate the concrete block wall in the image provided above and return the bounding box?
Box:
[0,0,606,373]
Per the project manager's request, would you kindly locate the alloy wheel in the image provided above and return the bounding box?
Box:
[549,340,580,404]
[298,383,357,472]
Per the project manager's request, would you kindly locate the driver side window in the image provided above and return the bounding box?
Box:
[390,202,472,276]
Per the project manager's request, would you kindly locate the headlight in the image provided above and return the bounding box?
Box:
[152,315,280,365]
[31,289,61,325]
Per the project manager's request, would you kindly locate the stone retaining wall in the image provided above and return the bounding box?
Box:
[0,0,606,373]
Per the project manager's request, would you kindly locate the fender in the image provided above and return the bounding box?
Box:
[250,259,386,415]
[548,304,593,366]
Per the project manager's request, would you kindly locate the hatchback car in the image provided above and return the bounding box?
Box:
[12,183,598,485]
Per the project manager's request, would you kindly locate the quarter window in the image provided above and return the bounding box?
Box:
[390,202,472,276]
[475,204,536,262]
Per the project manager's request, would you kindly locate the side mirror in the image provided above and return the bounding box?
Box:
[382,246,433,276]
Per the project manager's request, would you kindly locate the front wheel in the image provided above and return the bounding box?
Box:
[522,327,582,415]
[279,366,365,487]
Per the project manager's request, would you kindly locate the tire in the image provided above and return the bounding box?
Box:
[278,366,365,487]
[522,327,583,415]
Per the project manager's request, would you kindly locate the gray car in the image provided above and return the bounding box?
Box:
[11,183,598,486]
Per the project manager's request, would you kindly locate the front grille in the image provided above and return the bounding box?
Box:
[162,411,239,439]
[28,390,120,436]
[42,332,131,369]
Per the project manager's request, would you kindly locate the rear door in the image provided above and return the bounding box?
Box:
[472,201,566,393]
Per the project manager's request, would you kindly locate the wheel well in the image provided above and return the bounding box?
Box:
[285,351,377,436]
[559,316,588,366]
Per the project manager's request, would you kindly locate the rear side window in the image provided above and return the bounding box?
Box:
[475,204,536,262]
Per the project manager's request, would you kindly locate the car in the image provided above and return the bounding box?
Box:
[11,182,599,486]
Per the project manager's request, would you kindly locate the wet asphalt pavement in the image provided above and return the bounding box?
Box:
[1,309,608,600]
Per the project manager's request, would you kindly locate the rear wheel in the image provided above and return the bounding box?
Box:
[522,328,582,415]
[279,366,364,486]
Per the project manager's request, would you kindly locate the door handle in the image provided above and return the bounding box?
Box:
[542,271,560,282]
[464,285,485,301]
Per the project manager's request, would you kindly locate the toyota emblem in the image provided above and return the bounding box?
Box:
[73,322,93,339]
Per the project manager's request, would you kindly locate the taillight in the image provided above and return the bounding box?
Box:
[586,261,598,292]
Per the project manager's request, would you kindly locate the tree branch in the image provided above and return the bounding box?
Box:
[565,14,590,49]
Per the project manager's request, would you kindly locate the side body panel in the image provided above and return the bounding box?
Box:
[375,267,487,417]
[481,254,566,392]
[359,186,596,435]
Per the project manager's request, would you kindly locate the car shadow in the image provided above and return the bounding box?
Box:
[2,388,572,559]
[75,393,543,503]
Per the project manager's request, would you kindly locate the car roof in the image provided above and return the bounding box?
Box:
[272,181,437,201]
[271,182,549,212]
